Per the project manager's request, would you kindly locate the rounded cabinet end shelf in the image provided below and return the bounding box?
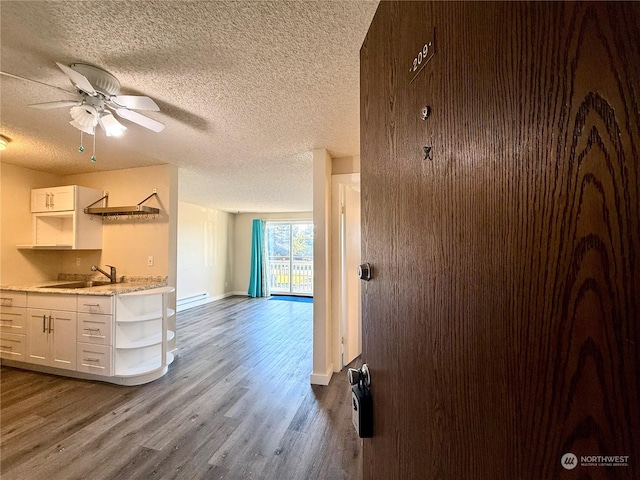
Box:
[115,287,174,383]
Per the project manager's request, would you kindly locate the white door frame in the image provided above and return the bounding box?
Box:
[331,173,361,370]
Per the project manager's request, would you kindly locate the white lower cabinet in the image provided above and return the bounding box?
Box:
[0,333,27,360]
[77,342,112,376]
[27,307,77,370]
[77,312,112,346]
[76,310,113,376]
[1,287,174,385]
[0,291,28,360]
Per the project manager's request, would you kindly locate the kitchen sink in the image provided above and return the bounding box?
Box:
[43,281,115,289]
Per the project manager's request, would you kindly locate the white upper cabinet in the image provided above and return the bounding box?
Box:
[20,185,104,250]
[31,186,76,212]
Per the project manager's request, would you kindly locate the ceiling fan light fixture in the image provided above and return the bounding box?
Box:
[99,112,127,136]
[70,104,99,134]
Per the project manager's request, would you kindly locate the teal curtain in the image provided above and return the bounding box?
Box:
[248,219,269,297]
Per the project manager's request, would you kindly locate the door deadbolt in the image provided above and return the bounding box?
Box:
[358,263,372,281]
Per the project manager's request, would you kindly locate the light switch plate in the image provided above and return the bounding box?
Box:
[147,255,154,267]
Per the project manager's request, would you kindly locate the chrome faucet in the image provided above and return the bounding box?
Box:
[91,264,117,283]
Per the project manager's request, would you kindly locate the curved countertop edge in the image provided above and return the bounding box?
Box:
[0,281,169,296]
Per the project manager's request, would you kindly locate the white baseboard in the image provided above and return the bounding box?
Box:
[176,292,236,312]
[310,364,334,386]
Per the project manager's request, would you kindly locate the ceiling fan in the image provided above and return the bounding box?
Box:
[28,62,165,135]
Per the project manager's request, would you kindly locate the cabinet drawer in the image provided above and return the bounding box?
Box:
[0,332,27,360]
[77,343,112,376]
[77,313,112,345]
[28,293,76,311]
[77,296,113,314]
[0,306,27,333]
[0,291,27,308]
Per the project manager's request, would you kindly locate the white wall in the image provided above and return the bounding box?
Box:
[310,148,333,385]
[63,164,177,279]
[0,162,65,284]
[233,211,312,294]
[177,202,234,307]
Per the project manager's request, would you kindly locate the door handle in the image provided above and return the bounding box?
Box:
[48,315,53,334]
[42,315,47,333]
[348,364,371,387]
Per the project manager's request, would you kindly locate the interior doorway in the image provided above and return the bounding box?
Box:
[331,173,362,369]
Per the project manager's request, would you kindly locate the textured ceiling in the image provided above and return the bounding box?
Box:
[0,0,379,212]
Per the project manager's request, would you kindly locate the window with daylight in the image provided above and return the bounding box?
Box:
[265,221,313,295]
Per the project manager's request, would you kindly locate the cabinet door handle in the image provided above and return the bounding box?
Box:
[48,315,54,333]
[83,357,100,362]
[0,297,12,305]
[0,345,12,350]
[0,318,13,323]
[50,193,54,209]
[42,315,47,333]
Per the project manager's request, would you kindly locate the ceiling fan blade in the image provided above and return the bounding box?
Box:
[0,71,77,94]
[56,62,96,95]
[29,100,81,109]
[115,108,165,132]
[110,95,160,111]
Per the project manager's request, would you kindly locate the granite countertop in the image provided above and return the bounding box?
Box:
[1,274,169,296]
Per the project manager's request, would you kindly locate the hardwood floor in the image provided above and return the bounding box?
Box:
[0,296,362,480]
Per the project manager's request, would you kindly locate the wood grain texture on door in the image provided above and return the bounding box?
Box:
[360,2,639,479]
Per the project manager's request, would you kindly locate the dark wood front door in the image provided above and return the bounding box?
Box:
[360,2,640,479]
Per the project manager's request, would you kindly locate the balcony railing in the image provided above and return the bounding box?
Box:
[268,258,313,294]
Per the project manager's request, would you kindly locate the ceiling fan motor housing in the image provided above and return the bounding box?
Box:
[70,63,120,96]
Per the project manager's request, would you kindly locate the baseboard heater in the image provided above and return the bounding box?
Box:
[176,292,209,307]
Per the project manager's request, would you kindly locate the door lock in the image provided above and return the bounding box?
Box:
[349,364,372,438]
[358,263,372,281]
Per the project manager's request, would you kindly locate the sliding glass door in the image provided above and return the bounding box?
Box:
[266,221,313,295]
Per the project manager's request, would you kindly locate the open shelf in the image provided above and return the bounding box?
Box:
[114,286,175,382]
[115,356,162,376]
[115,352,174,377]
[116,310,163,323]
[116,332,162,349]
